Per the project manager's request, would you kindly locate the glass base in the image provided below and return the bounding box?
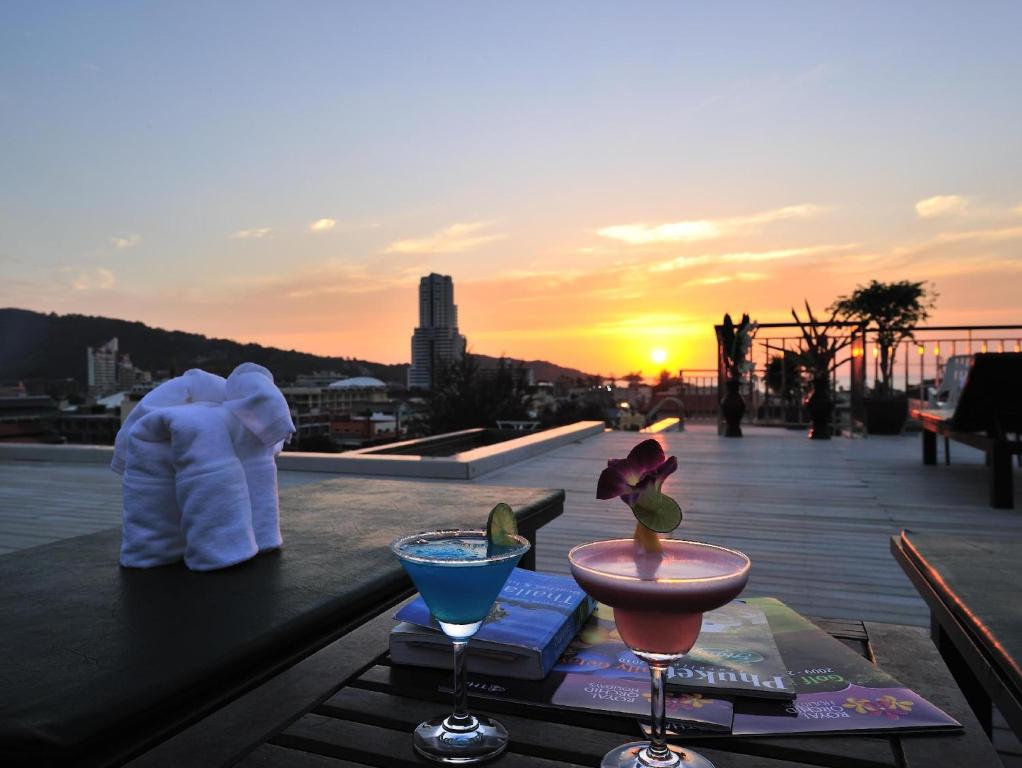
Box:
[413,713,509,764]
[601,742,715,768]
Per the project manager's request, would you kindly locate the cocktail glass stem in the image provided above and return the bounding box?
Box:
[445,639,476,731]
[645,660,680,766]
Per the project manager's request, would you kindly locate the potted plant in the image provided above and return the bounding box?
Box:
[718,313,756,437]
[791,301,856,440]
[829,280,935,434]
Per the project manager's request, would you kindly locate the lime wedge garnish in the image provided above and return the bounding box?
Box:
[486,502,518,553]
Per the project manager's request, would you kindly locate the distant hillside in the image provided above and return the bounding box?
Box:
[0,308,596,387]
[0,308,407,385]
[473,354,595,384]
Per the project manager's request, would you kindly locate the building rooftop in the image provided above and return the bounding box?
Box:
[327,376,386,389]
[2,424,1019,627]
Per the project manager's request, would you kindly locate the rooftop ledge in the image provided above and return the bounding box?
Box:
[0,420,606,481]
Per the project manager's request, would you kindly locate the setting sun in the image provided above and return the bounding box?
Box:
[651,348,668,365]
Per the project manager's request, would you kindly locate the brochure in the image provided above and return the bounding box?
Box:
[727,598,961,736]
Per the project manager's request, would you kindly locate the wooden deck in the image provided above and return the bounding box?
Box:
[481,424,1022,627]
[3,424,1019,624]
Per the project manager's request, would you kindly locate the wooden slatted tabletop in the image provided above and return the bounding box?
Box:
[133,605,1000,768]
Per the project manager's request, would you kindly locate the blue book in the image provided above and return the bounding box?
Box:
[390,568,596,680]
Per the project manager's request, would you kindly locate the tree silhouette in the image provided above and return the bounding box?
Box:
[427,354,532,433]
[830,280,935,397]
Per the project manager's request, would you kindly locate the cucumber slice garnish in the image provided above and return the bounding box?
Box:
[632,485,683,533]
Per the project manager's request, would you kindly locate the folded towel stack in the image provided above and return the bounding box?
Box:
[111,364,296,571]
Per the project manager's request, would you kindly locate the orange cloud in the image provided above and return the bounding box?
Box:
[598,204,825,245]
[385,221,507,254]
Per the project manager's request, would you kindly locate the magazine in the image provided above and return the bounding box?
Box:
[387,654,735,733]
[554,601,794,700]
[391,569,596,679]
[727,598,961,736]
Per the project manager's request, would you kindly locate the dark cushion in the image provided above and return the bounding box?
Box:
[952,353,1022,434]
[0,478,561,766]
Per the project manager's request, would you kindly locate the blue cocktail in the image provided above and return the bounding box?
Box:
[392,529,530,763]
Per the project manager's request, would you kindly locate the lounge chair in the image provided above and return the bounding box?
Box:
[913,353,1022,508]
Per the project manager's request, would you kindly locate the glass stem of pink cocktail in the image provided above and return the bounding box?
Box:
[569,538,750,768]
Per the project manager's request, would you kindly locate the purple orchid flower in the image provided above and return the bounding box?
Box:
[597,438,678,507]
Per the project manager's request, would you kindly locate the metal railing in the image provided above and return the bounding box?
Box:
[715,323,1022,432]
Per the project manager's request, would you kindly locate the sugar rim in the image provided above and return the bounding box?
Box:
[390,528,531,566]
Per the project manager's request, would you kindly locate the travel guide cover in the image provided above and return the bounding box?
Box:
[390,568,596,680]
[729,598,961,736]
[554,601,794,701]
[389,652,735,734]
[547,614,734,733]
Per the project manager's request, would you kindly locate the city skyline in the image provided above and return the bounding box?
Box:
[2,3,1021,375]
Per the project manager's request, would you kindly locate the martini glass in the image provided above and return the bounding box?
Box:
[569,539,750,768]
[392,529,530,763]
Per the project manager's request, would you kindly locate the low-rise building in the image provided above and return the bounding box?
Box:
[0,396,61,442]
[280,377,388,416]
[330,412,398,447]
[56,409,120,445]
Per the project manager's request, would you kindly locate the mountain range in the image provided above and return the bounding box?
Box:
[0,308,595,388]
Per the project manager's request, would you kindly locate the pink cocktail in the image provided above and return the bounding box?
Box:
[569,539,750,768]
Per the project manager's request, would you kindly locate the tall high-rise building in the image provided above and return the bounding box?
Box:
[87,338,119,395]
[408,273,467,389]
[86,338,151,396]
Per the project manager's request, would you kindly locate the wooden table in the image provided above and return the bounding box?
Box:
[131,605,1000,768]
[892,530,1022,741]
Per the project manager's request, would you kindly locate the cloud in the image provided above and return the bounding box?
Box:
[66,267,116,291]
[829,225,1022,277]
[231,227,272,239]
[597,204,825,245]
[599,221,721,245]
[385,221,508,254]
[650,243,855,273]
[684,272,769,287]
[110,234,140,249]
[590,312,705,339]
[685,275,732,286]
[915,195,968,219]
[648,254,713,272]
[227,257,421,300]
[928,225,1022,246]
[310,218,336,232]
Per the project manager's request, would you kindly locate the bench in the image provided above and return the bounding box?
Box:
[913,353,1022,508]
[0,478,563,767]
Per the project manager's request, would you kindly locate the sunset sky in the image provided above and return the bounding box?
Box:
[2,2,1021,376]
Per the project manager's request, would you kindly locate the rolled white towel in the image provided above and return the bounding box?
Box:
[116,369,228,568]
[111,369,227,475]
[223,364,295,552]
[130,403,258,571]
[119,423,184,568]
